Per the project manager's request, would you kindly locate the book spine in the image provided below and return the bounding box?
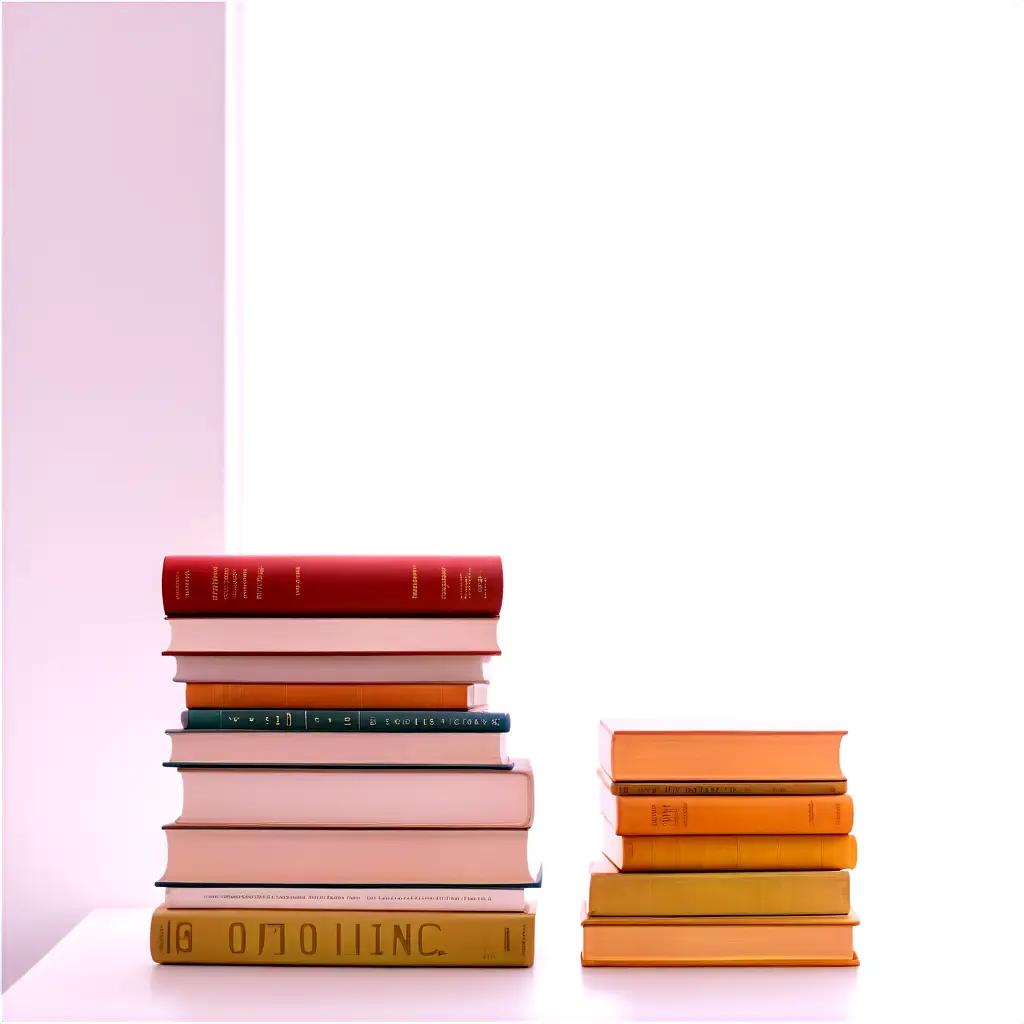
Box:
[162,555,502,617]
[614,834,859,872]
[608,780,848,796]
[588,870,851,916]
[608,792,854,835]
[182,710,510,732]
[150,908,534,966]
[163,887,526,912]
[184,683,480,711]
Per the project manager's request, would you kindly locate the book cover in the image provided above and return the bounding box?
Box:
[599,722,846,782]
[587,860,851,916]
[162,555,502,617]
[581,911,859,967]
[161,826,535,884]
[601,785,854,835]
[603,820,858,872]
[175,761,534,827]
[174,654,490,685]
[166,729,509,768]
[151,907,534,966]
[184,682,489,711]
[165,617,500,655]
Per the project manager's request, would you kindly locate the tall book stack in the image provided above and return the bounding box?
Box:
[582,723,859,967]
[150,555,537,967]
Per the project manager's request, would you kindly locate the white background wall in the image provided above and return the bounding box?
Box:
[2,1,225,989]
[237,0,1023,1016]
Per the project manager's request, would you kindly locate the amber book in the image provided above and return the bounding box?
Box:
[151,907,534,967]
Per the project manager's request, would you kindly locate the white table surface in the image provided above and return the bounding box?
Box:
[1,904,1017,1022]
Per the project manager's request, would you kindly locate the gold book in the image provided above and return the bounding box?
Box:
[581,910,859,967]
[151,906,534,967]
[588,859,851,916]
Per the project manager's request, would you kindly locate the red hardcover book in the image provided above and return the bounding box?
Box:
[162,556,502,617]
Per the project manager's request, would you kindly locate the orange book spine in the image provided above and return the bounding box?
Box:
[185,683,476,710]
[603,787,853,835]
[605,829,858,872]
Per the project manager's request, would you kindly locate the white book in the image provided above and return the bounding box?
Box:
[163,886,527,912]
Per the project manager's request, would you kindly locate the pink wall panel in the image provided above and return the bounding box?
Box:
[3,2,226,986]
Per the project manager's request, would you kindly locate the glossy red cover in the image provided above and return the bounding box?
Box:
[163,556,502,617]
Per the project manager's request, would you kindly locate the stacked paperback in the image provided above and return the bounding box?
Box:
[150,555,538,967]
[582,723,859,967]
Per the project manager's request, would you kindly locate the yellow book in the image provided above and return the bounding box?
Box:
[581,910,859,967]
[588,859,850,916]
[151,906,534,967]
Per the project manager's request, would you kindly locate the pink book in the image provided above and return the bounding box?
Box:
[175,761,533,827]
[161,827,535,884]
[163,886,527,912]
[166,617,500,655]
[172,653,490,683]
[166,729,508,767]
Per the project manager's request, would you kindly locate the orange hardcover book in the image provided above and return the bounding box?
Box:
[602,819,858,871]
[599,722,845,782]
[599,769,848,797]
[581,911,859,967]
[601,784,853,835]
[184,682,488,710]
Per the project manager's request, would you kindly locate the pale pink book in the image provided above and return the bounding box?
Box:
[166,617,500,655]
[172,653,490,683]
[161,827,535,884]
[163,886,527,912]
[175,761,533,827]
[166,729,508,767]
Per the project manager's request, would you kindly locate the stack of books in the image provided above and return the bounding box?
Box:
[582,722,859,967]
[150,555,537,967]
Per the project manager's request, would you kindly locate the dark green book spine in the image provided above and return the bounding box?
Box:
[181,710,511,732]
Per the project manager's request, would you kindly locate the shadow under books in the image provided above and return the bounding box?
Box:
[579,964,858,1021]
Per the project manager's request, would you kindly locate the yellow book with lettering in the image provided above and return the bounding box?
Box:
[150,907,534,967]
[588,859,850,916]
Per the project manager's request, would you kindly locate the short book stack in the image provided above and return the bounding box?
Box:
[582,722,859,967]
[150,555,537,967]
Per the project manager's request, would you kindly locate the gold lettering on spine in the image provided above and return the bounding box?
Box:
[411,564,418,600]
[299,923,317,955]
[174,921,192,954]
[417,923,443,957]
[392,924,412,956]
[294,565,302,597]
[372,923,383,955]
[258,923,285,955]
[228,922,246,954]
[211,566,219,601]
